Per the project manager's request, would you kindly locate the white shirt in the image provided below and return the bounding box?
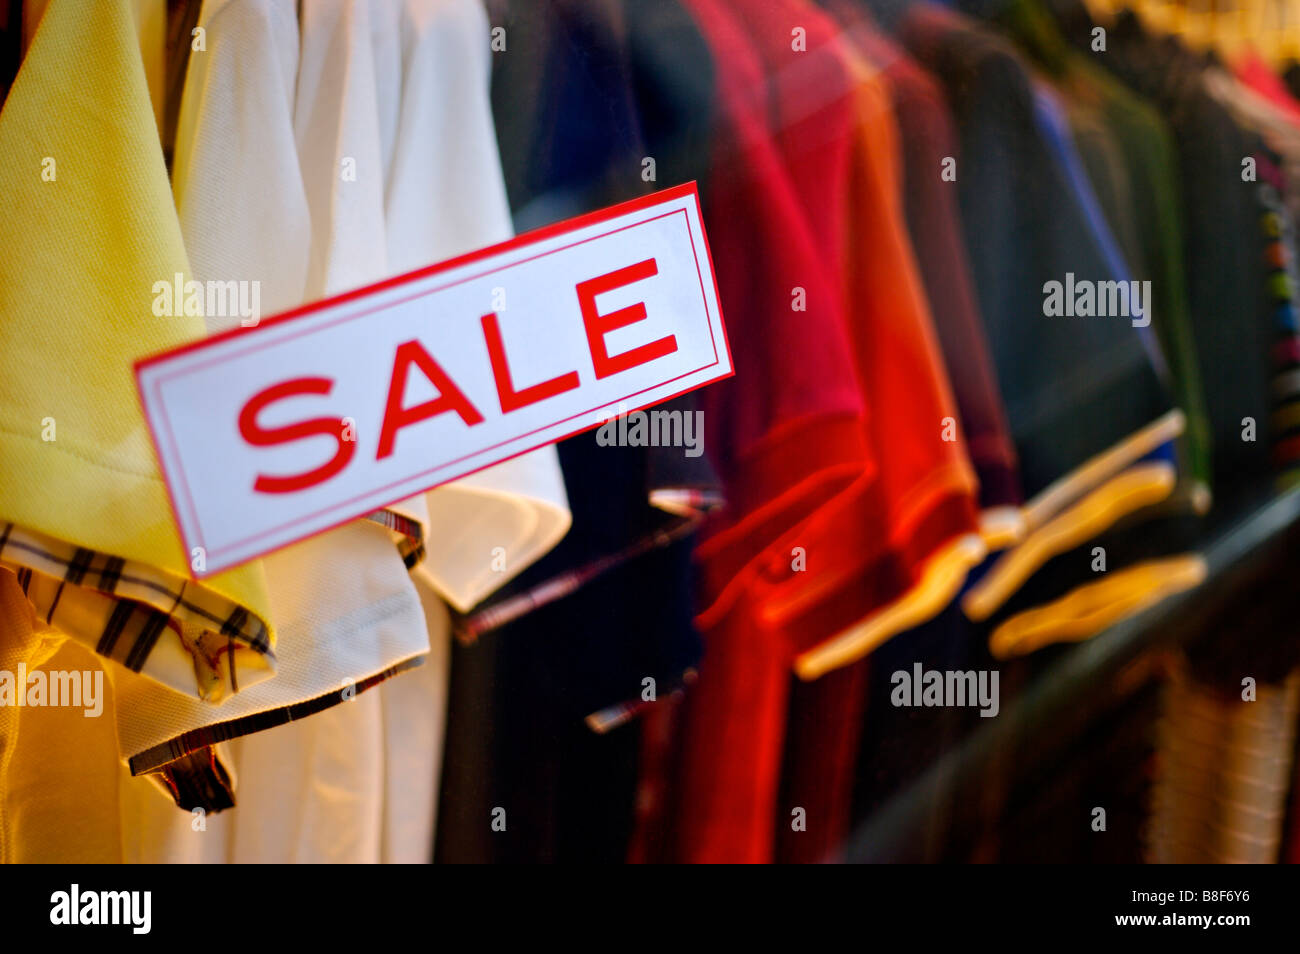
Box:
[123,0,569,864]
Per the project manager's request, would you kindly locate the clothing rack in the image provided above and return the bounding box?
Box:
[846,481,1300,862]
[8,0,1300,869]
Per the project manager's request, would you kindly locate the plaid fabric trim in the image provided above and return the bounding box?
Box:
[365,508,427,570]
[17,565,172,668]
[585,670,697,734]
[647,487,726,518]
[131,654,426,778]
[153,747,236,813]
[451,514,705,642]
[0,521,274,701]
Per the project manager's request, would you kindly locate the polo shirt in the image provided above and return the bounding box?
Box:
[842,4,1023,522]
[226,0,567,865]
[437,0,735,864]
[698,0,880,865]
[726,0,982,677]
[110,0,570,864]
[0,0,276,707]
[622,0,876,865]
[962,78,1208,650]
[901,6,1190,632]
[1002,0,1211,495]
[763,0,983,858]
[1054,6,1276,501]
[379,0,575,867]
[780,0,1009,862]
[1034,85,1171,389]
[973,0,1300,650]
[669,0,868,535]
[0,0,281,863]
[775,0,1011,862]
[0,572,122,863]
[122,0,422,860]
[904,3,1179,500]
[381,0,572,616]
[641,0,982,864]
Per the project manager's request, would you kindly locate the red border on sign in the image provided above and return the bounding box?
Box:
[136,182,713,370]
[157,210,714,379]
[134,182,733,577]
[158,211,717,557]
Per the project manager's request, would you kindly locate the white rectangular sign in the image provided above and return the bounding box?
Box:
[136,183,731,577]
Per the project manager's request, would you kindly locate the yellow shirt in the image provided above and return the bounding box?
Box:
[0,0,274,700]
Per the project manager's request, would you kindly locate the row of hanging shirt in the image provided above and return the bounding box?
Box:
[0,0,576,863]
[3,0,1300,865]
[438,0,1300,864]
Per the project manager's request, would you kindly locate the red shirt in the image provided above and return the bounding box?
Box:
[732,0,981,662]
[627,0,873,863]
[638,0,980,864]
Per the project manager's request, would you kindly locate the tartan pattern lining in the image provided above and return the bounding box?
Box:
[135,655,426,781]
[0,521,273,699]
[585,670,696,734]
[365,508,427,569]
[0,511,420,698]
[0,522,269,652]
[5,484,673,785]
[154,747,236,813]
[7,563,210,686]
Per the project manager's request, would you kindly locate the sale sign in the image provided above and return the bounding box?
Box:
[136,183,731,578]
